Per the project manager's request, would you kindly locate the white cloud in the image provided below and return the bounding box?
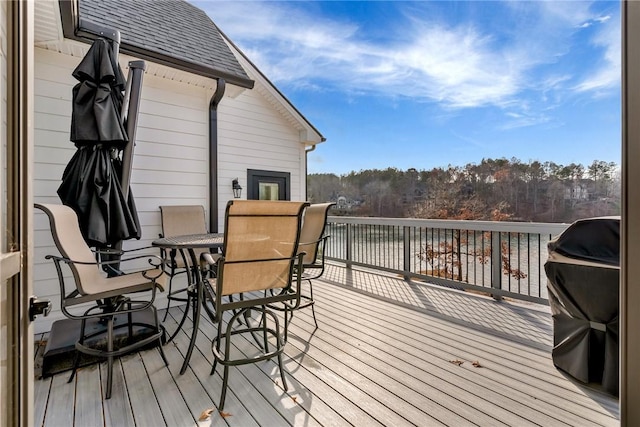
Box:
[196,0,620,114]
[573,13,621,93]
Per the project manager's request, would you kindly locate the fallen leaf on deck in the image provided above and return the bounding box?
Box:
[472,361,482,368]
[449,359,464,366]
[291,396,298,403]
[219,411,233,418]
[198,409,214,421]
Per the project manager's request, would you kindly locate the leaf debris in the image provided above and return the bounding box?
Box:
[198,409,215,421]
[449,359,464,366]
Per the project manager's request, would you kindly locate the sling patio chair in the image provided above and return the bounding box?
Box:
[159,205,217,318]
[200,199,308,410]
[36,203,168,399]
[267,202,335,333]
[292,202,336,327]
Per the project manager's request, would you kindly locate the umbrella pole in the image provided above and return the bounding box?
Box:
[106,61,146,272]
[119,60,146,201]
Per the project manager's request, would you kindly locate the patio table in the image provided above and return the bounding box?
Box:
[153,232,223,374]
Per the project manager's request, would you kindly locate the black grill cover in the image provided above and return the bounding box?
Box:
[544,216,619,396]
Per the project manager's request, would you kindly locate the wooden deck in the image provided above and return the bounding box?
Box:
[34,263,620,426]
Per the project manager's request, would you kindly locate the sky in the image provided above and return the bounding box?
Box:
[193,0,621,175]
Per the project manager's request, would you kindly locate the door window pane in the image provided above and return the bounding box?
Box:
[248,169,290,200]
[259,182,280,200]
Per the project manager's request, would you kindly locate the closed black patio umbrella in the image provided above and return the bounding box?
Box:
[57,37,140,247]
[42,29,153,378]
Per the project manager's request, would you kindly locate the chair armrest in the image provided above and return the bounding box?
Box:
[46,253,165,269]
[299,234,330,247]
[93,245,160,256]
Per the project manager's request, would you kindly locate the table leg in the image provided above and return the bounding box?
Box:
[180,248,203,374]
[180,284,202,374]
[165,294,191,343]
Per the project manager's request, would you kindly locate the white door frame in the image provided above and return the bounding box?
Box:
[621,1,640,425]
[1,1,34,426]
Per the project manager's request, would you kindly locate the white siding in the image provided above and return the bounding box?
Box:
[33,46,309,332]
[217,85,306,222]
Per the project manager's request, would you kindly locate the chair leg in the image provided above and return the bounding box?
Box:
[283,308,291,342]
[275,313,288,390]
[308,279,318,329]
[210,320,223,375]
[127,302,133,338]
[153,308,169,367]
[68,318,86,383]
[162,267,176,322]
[261,308,270,352]
[105,317,114,399]
[277,352,288,391]
[219,365,230,410]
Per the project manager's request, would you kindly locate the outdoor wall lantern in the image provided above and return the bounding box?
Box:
[232,178,243,198]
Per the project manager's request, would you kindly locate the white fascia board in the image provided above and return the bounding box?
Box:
[221,34,324,146]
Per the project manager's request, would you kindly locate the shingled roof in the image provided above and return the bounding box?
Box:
[59,0,254,88]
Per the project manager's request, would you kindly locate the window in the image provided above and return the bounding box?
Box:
[247,170,290,200]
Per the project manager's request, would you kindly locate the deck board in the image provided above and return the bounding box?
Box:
[141,346,196,427]
[154,325,221,426]
[43,372,75,427]
[310,285,614,426]
[34,263,619,427]
[185,311,304,427]
[287,308,504,426]
[74,364,104,427]
[120,352,167,426]
[166,313,267,427]
[101,359,136,427]
[321,283,619,420]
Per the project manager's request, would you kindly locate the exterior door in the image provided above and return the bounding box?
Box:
[1,2,35,426]
[247,169,291,200]
[622,2,640,424]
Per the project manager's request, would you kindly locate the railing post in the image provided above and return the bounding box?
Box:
[403,226,411,280]
[491,231,503,300]
[346,223,352,269]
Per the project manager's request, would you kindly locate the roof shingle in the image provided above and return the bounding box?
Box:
[74,0,253,87]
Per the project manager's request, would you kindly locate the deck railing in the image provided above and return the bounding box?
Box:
[324,216,569,304]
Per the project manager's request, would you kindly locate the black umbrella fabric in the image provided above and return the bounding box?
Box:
[57,38,140,247]
[70,38,128,147]
[57,146,140,247]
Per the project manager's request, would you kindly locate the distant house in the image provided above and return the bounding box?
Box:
[32,0,324,332]
[565,181,590,201]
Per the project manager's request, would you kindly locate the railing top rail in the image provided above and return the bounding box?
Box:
[327,215,569,236]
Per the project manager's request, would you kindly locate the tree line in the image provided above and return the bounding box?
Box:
[308,158,620,223]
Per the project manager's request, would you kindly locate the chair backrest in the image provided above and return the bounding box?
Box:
[219,200,309,296]
[35,203,108,295]
[160,205,209,268]
[160,205,207,237]
[298,203,335,266]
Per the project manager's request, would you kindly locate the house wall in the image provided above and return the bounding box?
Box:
[32,47,308,333]
[217,83,307,223]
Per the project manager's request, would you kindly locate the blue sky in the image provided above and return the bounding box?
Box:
[194,1,621,175]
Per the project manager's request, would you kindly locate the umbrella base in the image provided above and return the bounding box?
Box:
[41,308,160,377]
